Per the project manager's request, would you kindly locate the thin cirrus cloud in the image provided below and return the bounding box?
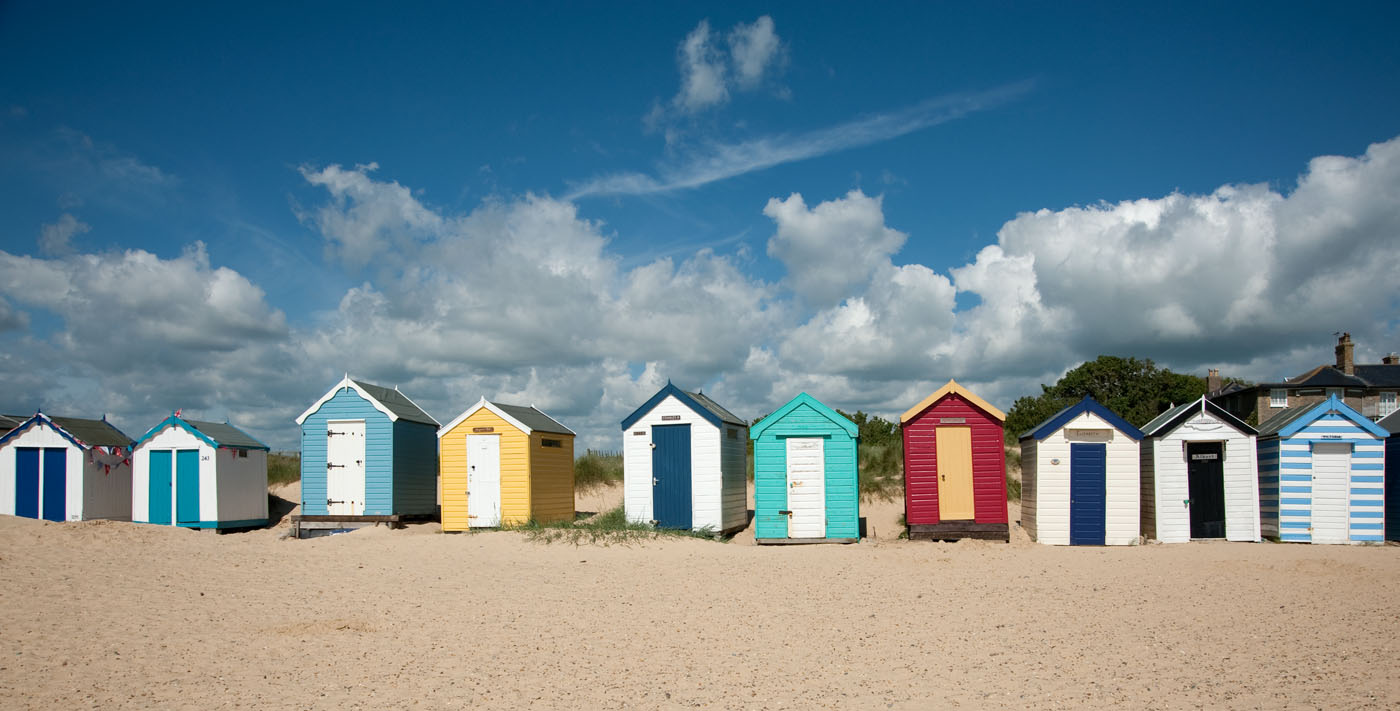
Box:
[569,81,1035,200]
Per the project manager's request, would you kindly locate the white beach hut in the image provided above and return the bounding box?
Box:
[132,414,270,529]
[0,412,134,522]
[1139,397,1260,542]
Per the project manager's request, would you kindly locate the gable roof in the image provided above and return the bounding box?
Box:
[0,412,135,450]
[438,398,574,438]
[134,414,270,451]
[1140,396,1256,437]
[620,382,746,430]
[1378,408,1400,435]
[1020,396,1145,441]
[749,392,857,439]
[899,379,1005,423]
[0,414,26,437]
[1256,394,1388,438]
[295,376,438,426]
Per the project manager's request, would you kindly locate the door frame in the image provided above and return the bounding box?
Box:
[466,433,502,527]
[41,448,67,522]
[1069,442,1107,545]
[651,424,693,529]
[935,426,975,521]
[785,436,826,539]
[175,449,200,524]
[325,419,367,516]
[1186,440,1226,539]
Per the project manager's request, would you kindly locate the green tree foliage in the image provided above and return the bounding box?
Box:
[1004,356,1208,442]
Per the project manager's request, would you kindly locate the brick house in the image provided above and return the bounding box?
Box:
[1210,333,1400,424]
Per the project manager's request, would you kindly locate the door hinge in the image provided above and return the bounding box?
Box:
[779,510,792,516]
[327,463,344,470]
[327,498,345,506]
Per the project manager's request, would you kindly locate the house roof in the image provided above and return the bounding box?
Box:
[899,379,1005,423]
[1354,364,1400,387]
[620,382,746,430]
[1020,396,1144,442]
[749,392,857,439]
[438,398,574,437]
[0,412,135,450]
[1256,394,1388,438]
[1241,363,1400,391]
[0,414,26,436]
[134,415,270,451]
[295,376,439,426]
[1140,396,1256,437]
[1378,408,1400,435]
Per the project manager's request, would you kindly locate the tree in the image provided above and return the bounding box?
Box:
[1004,356,1208,442]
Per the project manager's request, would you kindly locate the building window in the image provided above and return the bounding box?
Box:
[541,438,563,448]
[1381,392,1398,417]
[727,428,739,440]
[238,449,248,458]
[1326,388,1343,400]
[1270,389,1287,408]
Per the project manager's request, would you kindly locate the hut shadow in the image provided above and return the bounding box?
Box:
[267,491,298,527]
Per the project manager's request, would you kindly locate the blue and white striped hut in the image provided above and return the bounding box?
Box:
[1256,394,1387,544]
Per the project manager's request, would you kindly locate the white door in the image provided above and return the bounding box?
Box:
[1311,442,1350,544]
[326,420,366,515]
[785,437,826,538]
[467,435,501,527]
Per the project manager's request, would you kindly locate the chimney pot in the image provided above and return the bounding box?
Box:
[1206,368,1222,394]
[1384,353,1400,366]
[1335,332,1355,376]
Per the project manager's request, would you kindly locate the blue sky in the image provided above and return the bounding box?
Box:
[2,2,1399,449]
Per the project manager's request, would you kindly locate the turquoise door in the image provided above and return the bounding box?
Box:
[148,450,172,524]
[41,448,66,522]
[15,447,40,519]
[176,449,200,525]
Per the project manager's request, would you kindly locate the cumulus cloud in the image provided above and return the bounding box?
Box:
[39,213,90,255]
[675,20,729,113]
[729,16,785,89]
[648,15,788,128]
[764,189,907,307]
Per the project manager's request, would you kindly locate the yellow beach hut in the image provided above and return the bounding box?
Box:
[437,398,575,530]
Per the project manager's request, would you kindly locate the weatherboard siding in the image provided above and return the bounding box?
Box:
[622,395,720,529]
[1139,439,1156,539]
[720,424,748,532]
[450,408,529,526]
[1025,411,1139,545]
[753,401,858,540]
[1260,411,1385,544]
[215,448,268,523]
[133,425,217,524]
[300,388,394,516]
[529,430,574,524]
[393,421,439,516]
[1021,439,1038,539]
[903,393,1007,525]
[1144,410,1259,543]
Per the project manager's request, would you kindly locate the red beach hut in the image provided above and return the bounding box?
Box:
[901,380,1009,541]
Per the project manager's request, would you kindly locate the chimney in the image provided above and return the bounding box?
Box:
[1384,353,1400,366]
[1206,368,1221,394]
[1335,332,1354,375]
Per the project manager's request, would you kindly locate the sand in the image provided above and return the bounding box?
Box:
[2,482,1397,709]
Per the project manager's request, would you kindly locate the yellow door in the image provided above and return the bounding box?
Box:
[936,427,975,520]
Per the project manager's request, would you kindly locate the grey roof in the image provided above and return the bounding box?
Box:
[0,414,25,435]
[185,419,270,450]
[492,403,574,436]
[47,416,134,447]
[684,390,746,427]
[1141,401,1194,435]
[1355,364,1400,387]
[352,380,438,425]
[1379,409,1400,435]
[1256,405,1319,437]
[1140,397,1255,437]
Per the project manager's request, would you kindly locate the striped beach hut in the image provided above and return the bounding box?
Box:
[1139,397,1260,542]
[900,380,1009,541]
[1380,409,1400,542]
[295,377,439,519]
[0,413,133,522]
[437,398,575,530]
[620,383,748,534]
[1020,396,1144,545]
[1256,394,1387,544]
[132,415,270,529]
[751,392,858,544]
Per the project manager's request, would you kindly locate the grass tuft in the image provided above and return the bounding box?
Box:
[268,452,300,486]
[508,505,721,545]
[858,442,904,502]
[574,449,623,491]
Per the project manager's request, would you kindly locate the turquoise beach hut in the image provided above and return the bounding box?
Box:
[751,392,859,544]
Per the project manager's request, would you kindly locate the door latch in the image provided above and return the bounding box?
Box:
[653,477,658,486]
[327,498,345,506]
[327,463,344,470]
[779,510,792,516]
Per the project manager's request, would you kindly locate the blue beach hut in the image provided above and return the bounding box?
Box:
[295,377,439,521]
[1256,395,1387,544]
[750,392,858,544]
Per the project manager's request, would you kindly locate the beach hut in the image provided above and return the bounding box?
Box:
[132,414,269,529]
[619,382,748,534]
[0,412,133,522]
[295,377,440,521]
[900,380,1009,541]
[1256,395,1387,544]
[438,398,575,529]
[751,392,858,544]
[1020,396,1144,545]
[1381,409,1400,542]
[1139,397,1260,542]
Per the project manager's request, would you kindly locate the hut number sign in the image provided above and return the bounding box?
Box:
[939,417,966,424]
[1190,453,1218,461]
[472,426,494,433]
[1065,428,1113,441]
[661,415,682,421]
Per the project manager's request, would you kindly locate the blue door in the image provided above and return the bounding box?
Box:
[1069,443,1107,545]
[176,449,200,525]
[41,448,66,522]
[1387,436,1398,542]
[652,424,692,529]
[148,450,172,524]
[15,447,40,519]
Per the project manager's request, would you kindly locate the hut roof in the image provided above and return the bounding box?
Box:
[295,377,438,426]
[1140,396,1255,437]
[899,379,1005,423]
[750,392,856,439]
[0,412,134,450]
[438,398,575,437]
[1256,394,1388,438]
[134,415,270,451]
[620,382,745,429]
[1020,396,1144,442]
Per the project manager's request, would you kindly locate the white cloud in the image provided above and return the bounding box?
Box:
[729,16,785,89]
[297,162,445,268]
[764,189,907,307]
[577,82,1033,199]
[676,20,729,113]
[648,15,789,129]
[39,213,90,255]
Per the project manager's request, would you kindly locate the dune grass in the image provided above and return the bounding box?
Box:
[509,505,719,545]
[574,449,623,491]
[267,452,301,486]
[858,442,904,502]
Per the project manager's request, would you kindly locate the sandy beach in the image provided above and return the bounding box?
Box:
[1,483,1397,709]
